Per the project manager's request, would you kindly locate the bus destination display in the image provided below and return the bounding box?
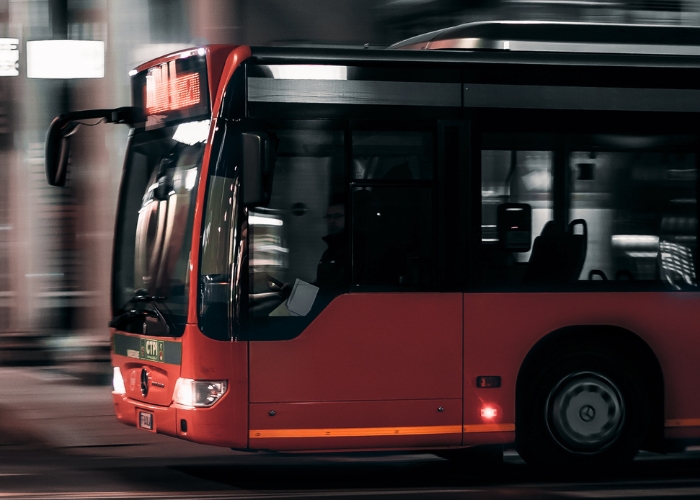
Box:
[132,53,210,130]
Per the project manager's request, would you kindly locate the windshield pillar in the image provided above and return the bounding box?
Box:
[199,120,245,340]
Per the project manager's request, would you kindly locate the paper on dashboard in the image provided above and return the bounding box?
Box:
[286,279,319,316]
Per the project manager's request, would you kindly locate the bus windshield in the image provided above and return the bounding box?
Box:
[112,122,206,336]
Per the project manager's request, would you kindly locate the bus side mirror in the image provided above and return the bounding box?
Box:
[45,115,79,187]
[45,107,134,187]
[242,132,276,207]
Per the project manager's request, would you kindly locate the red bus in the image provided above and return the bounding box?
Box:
[45,21,700,470]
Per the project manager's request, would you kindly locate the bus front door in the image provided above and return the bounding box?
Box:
[247,293,463,451]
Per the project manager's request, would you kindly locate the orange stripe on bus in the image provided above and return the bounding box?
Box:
[463,424,515,433]
[665,419,700,428]
[249,423,516,439]
[250,425,463,439]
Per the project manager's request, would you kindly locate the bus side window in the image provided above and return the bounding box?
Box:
[352,186,432,286]
[571,149,697,290]
[351,128,434,287]
[481,149,553,287]
[480,131,698,291]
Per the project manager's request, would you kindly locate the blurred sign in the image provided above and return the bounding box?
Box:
[145,61,201,114]
[131,52,210,130]
[0,39,18,77]
[26,40,104,79]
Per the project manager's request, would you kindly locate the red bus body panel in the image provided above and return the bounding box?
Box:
[248,293,463,450]
[462,292,700,443]
[111,328,181,439]
[112,325,249,448]
[114,290,700,451]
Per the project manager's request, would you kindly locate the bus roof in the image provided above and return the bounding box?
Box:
[249,40,700,71]
[388,20,700,56]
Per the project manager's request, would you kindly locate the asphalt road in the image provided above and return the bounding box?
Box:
[1,445,700,499]
[0,366,699,499]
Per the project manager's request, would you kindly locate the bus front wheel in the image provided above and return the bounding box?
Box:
[516,349,649,472]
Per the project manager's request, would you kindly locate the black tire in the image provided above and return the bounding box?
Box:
[516,347,649,472]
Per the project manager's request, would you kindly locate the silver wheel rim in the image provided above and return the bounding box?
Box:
[546,371,625,453]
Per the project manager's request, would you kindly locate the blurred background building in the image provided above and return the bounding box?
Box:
[0,0,697,367]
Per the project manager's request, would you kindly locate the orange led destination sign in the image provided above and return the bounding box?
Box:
[131,52,210,129]
[145,60,201,115]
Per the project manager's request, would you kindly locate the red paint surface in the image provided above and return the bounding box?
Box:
[249,293,463,403]
[249,399,462,451]
[112,393,178,438]
[178,324,249,448]
[113,290,700,450]
[111,324,249,449]
[250,399,462,451]
[120,362,175,406]
[204,45,240,107]
[110,329,182,408]
[250,399,461,429]
[462,292,700,438]
[210,45,252,118]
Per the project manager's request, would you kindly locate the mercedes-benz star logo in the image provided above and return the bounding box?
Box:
[579,404,596,423]
[140,368,149,397]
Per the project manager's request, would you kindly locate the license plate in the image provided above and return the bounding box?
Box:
[138,410,154,431]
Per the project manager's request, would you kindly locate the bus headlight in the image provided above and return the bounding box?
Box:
[112,367,126,395]
[173,378,227,408]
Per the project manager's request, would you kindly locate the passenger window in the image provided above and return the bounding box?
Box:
[352,129,434,286]
[571,149,697,289]
[480,129,698,291]
[481,149,553,286]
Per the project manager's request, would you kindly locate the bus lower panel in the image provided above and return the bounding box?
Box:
[246,432,515,453]
[248,399,463,451]
[175,403,244,448]
[665,427,700,440]
[113,393,178,438]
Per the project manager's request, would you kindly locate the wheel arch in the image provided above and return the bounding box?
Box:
[516,325,665,452]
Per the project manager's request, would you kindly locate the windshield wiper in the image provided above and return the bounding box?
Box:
[129,289,166,304]
[108,308,158,328]
[109,289,172,334]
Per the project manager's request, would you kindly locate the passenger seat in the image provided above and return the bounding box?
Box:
[523,219,587,284]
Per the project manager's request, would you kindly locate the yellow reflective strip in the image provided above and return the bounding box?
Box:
[666,418,700,428]
[249,425,463,439]
[463,424,515,433]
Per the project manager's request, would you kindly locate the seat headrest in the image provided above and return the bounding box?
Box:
[539,221,559,238]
